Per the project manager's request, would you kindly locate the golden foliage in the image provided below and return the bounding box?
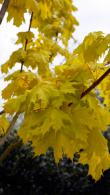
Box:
[0,0,110,180]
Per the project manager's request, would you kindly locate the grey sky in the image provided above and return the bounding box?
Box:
[74,0,110,42]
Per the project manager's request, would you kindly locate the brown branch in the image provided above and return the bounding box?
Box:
[0,0,10,24]
[81,68,110,98]
[20,12,33,72]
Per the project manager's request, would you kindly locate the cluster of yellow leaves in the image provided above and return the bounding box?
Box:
[1,33,70,76]
[1,48,26,73]
[16,31,34,46]
[2,70,38,99]
[0,0,78,45]
[74,32,110,63]
[1,0,110,181]
[3,71,110,180]
[76,32,110,109]
[16,80,110,180]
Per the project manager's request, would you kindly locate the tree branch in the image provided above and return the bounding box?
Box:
[0,0,10,24]
[20,12,33,72]
[81,68,110,98]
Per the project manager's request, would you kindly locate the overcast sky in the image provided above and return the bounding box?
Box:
[0,0,110,108]
[74,0,110,40]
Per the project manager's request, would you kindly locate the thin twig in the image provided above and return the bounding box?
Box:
[0,0,10,24]
[20,12,33,72]
[81,68,110,98]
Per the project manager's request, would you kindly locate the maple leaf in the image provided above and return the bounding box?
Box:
[2,71,38,99]
[16,31,34,46]
[74,32,110,63]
